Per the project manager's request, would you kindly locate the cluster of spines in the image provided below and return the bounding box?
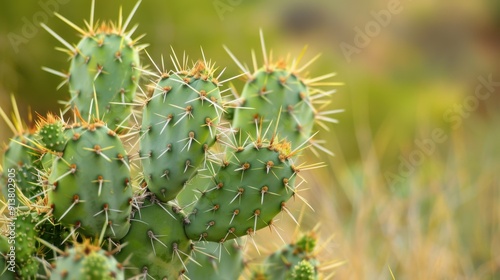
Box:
[116,193,193,279]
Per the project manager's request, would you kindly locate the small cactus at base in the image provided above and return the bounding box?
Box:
[252,231,322,280]
[50,240,124,280]
[291,260,318,280]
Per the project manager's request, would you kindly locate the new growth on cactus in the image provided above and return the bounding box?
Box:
[0,1,343,279]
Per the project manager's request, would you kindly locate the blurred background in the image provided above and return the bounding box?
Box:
[0,0,499,279]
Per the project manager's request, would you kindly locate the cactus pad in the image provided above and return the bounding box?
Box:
[116,194,193,279]
[184,138,298,242]
[48,122,132,240]
[140,60,223,202]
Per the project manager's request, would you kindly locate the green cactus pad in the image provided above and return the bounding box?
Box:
[50,240,124,280]
[68,27,140,131]
[116,194,193,279]
[48,122,132,240]
[140,60,223,202]
[231,68,314,151]
[184,139,298,242]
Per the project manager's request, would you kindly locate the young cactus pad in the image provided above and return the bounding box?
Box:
[48,122,132,240]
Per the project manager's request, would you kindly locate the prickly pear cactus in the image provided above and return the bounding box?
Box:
[50,240,124,280]
[140,59,223,202]
[226,34,343,157]
[184,138,298,242]
[1,1,342,279]
[48,122,132,240]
